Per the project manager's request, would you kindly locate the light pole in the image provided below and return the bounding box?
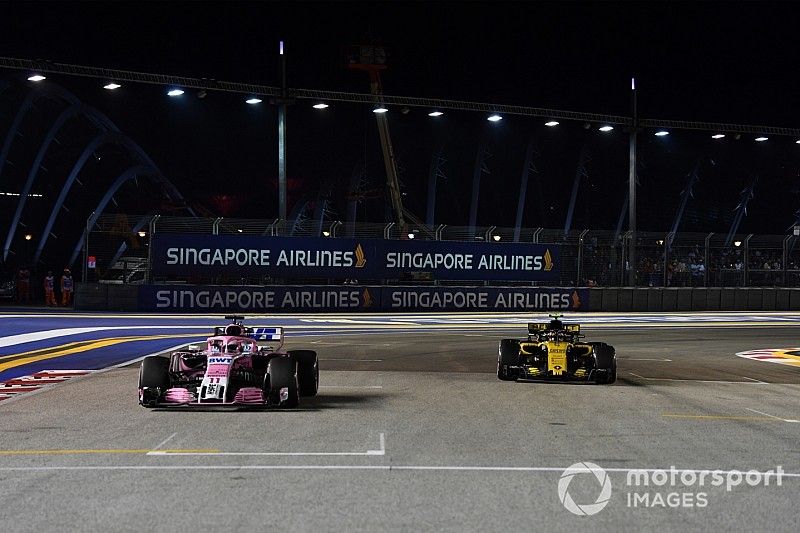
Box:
[628,77,638,286]
[277,40,288,221]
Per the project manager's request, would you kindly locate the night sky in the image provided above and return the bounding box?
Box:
[2,1,800,235]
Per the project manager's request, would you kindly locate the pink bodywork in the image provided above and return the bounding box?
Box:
[163,334,284,405]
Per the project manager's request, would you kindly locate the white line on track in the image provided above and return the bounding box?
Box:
[321,358,384,362]
[745,407,800,423]
[148,433,386,457]
[624,358,673,362]
[152,433,178,451]
[0,343,190,406]
[627,372,769,384]
[318,385,383,389]
[0,465,797,476]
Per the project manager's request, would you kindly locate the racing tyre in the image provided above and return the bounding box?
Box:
[138,356,170,407]
[591,343,616,385]
[497,339,521,381]
[289,350,319,397]
[265,357,299,408]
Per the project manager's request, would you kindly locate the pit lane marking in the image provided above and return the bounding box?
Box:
[147,433,386,457]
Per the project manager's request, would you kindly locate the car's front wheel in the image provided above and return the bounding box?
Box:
[289,350,319,397]
[264,357,299,408]
[591,343,616,385]
[138,356,170,407]
[497,339,521,381]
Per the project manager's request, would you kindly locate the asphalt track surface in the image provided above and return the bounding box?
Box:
[1,312,799,532]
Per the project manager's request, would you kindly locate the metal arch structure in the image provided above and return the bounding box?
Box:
[3,104,83,260]
[106,214,153,274]
[2,82,131,260]
[66,165,155,266]
[33,132,191,264]
[0,84,82,183]
[1,103,122,261]
[513,138,540,242]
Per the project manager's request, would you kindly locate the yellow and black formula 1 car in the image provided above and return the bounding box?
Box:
[497,314,616,384]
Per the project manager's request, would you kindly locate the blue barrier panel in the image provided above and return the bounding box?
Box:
[151,234,561,282]
[139,285,377,312]
[139,285,588,313]
[381,287,588,312]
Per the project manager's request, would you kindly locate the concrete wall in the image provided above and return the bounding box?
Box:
[585,287,800,312]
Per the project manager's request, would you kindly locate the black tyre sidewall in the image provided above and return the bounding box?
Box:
[266,357,299,407]
[289,350,319,397]
[139,356,170,389]
[498,339,520,380]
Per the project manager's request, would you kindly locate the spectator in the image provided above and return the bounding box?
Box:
[43,271,56,306]
[60,268,74,306]
[17,266,30,303]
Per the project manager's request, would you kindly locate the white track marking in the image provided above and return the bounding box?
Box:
[152,433,177,451]
[0,326,216,348]
[321,358,383,362]
[0,344,189,406]
[625,358,673,361]
[0,465,796,476]
[318,385,383,389]
[148,433,385,457]
[745,408,800,423]
[626,372,768,384]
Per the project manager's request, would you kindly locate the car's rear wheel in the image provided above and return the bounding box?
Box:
[265,357,299,407]
[139,356,170,407]
[289,350,319,397]
[497,339,521,381]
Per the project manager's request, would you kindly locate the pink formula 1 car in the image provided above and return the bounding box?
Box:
[138,316,318,408]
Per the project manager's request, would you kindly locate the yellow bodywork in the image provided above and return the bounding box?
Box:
[519,341,593,377]
[546,342,568,375]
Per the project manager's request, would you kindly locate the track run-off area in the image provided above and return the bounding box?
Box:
[1,310,799,532]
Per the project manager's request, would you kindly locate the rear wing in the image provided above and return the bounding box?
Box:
[528,323,580,334]
[247,327,284,342]
[528,323,548,334]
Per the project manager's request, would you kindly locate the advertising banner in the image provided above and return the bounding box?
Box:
[139,285,588,312]
[150,234,560,282]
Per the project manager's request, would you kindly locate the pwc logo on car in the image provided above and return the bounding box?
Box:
[208,357,232,365]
